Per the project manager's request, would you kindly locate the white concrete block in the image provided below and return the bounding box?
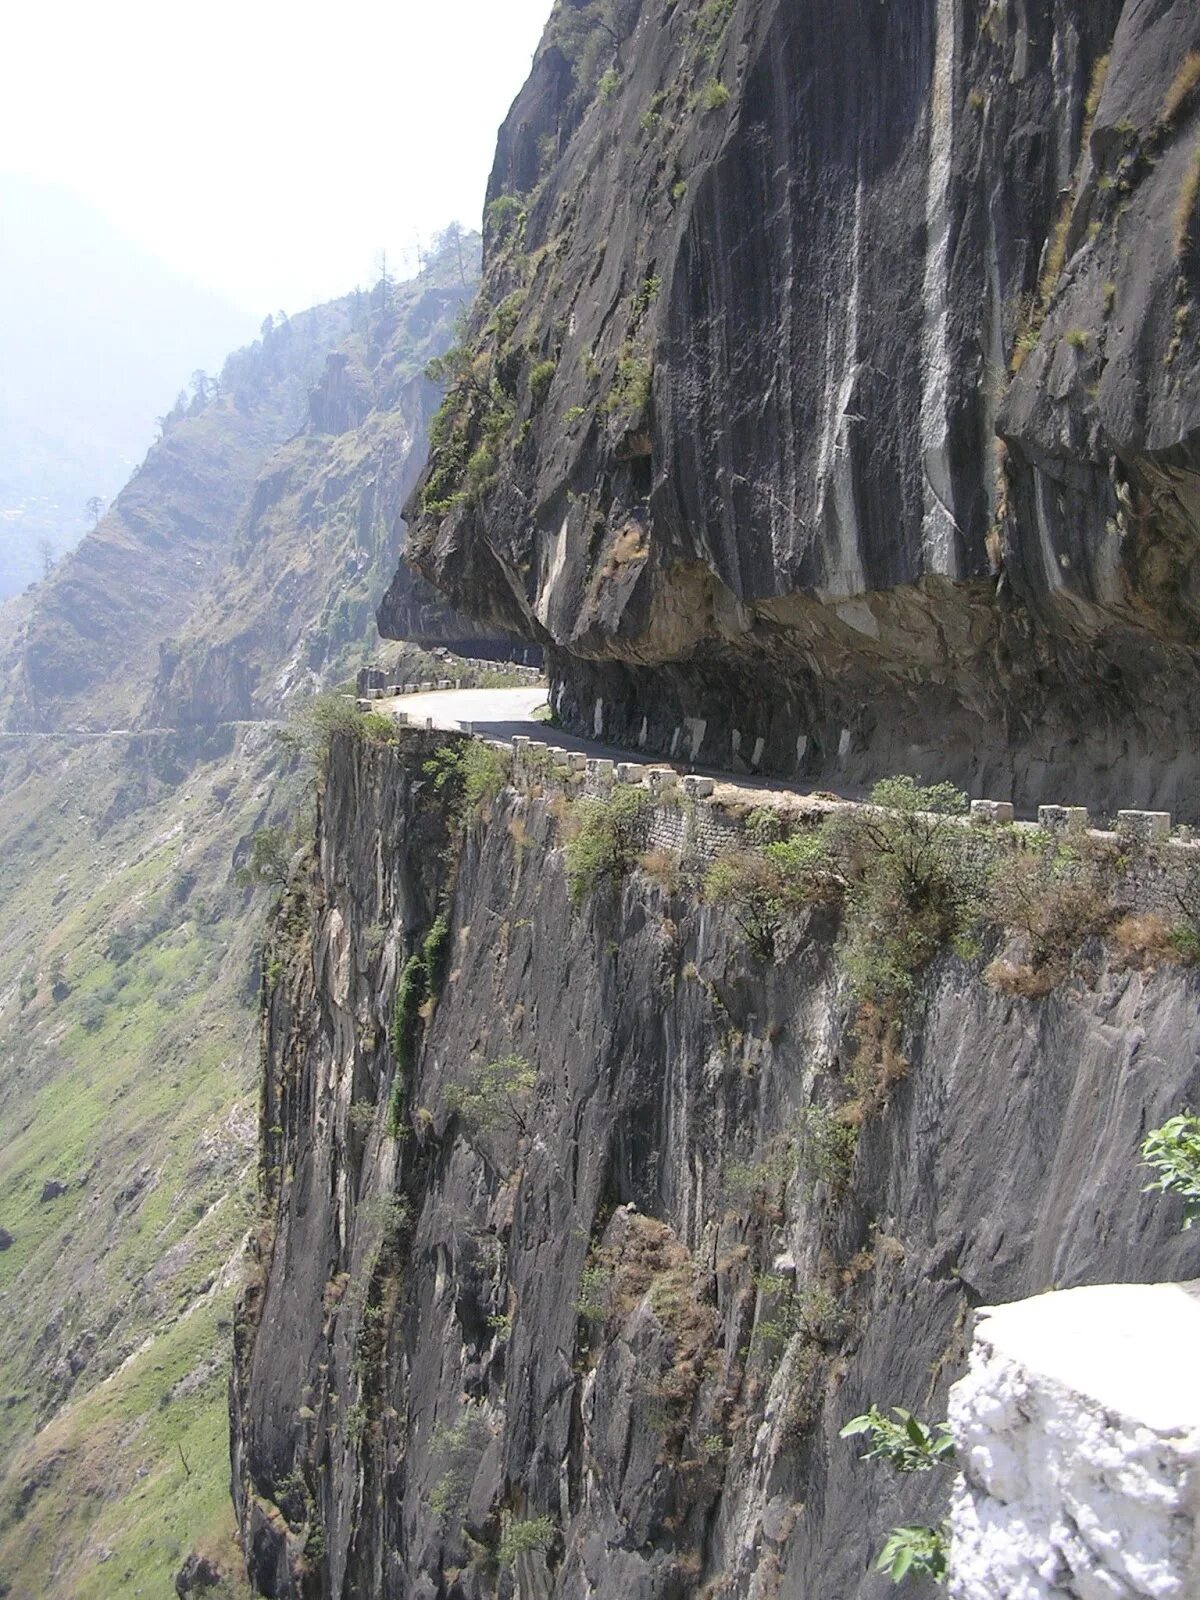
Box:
[1038,805,1089,834]
[1117,810,1171,844]
[971,800,1015,825]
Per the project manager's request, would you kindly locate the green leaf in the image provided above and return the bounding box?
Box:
[839,1414,876,1437]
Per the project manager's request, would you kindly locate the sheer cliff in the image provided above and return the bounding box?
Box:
[231,731,1200,1599]
[404,0,1200,818]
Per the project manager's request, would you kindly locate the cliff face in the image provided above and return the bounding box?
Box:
[404,0,1200,817]
[231,734,1200,1599]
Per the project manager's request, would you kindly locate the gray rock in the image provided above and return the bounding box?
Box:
[231,733,1200,1599]
[402,0,1200,822]
[39,1179,67,1202]
[174,1552,222,1595]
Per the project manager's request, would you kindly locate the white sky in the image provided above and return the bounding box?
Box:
[1,0,553,317]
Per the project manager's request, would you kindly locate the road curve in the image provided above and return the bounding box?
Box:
[381,686,868,806]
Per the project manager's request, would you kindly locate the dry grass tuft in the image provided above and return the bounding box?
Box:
[1108,913,1183,971]
[844,999,909,1119]
[641,847,681,892]
[985,958,1058,998]
[1085,52,1111,120]
[1163,52,1200,125]
[1174,145,1200,259]
[1038,197,1074,308]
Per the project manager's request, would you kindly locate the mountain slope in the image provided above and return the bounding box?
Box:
[150,247,498,734]
[0,174,256,596]
[0,297,357,732]
[0,243,476,1599]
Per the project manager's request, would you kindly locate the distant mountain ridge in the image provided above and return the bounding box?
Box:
[0,174,257,597]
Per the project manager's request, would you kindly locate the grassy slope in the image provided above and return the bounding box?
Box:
[0,731,290,1599]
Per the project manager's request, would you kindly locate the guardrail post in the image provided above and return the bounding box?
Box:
[1116,810,1171,844]
[1037,805,1089,835]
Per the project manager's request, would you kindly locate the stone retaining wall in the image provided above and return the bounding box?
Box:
[490,737,1200,924]
[357,661,544,698]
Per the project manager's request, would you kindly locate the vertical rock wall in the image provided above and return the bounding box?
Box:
[231,732,1200,1598]
[401,0,1200,816]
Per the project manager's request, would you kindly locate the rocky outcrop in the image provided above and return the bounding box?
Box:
[231,731,1200,1598]
[949,1282,1200,1599]
[404,0,1200,818]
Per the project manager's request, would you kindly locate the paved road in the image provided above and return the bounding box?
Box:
[383,685,869,806]
[387,686,550,741]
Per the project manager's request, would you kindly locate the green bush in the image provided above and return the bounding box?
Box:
[445,1053,537,1137]
[603,350,652,417]
[766,830,840,903]
[875,1525,948,1585]
[576,1259,613,1321]
[723,1139,794,1211]
[597,67,620,100]
[387,914,451,1135]
[692,0,736,50]
[841,1405,954,1585]
[745,807,783,845]
[499,1515,556,1568]
[563,787,650,902]
[699,79,730,111]
[697,826,836,958]
[529,358,557,404]
[283,693,398,774]
[704,850,784,959]
[485,193,525,238]
[236,824,293,890]
[424,741,511,822]
[840,1407,955,1472]
[420,329,519,514]
[793,1104,857,1196]
[753,1275,841,1353]
[344,1402,367,1445]
[428,1406,492,1523]
[1141,1113,1200,1228]
[826,777,980,1000]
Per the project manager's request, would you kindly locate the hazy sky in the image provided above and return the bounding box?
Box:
[2,0,552,317]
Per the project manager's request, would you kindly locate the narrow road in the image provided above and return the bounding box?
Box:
[0,720,283,741]
[386,686,551,742]
[383,686,867,810]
